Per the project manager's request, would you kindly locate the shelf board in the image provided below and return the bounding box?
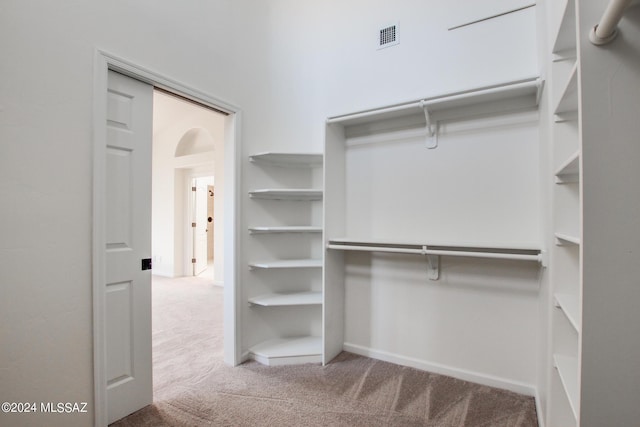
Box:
[249,189,323,201]
[554,354,580,420]
[249,336,322,366]
[552,0,577,55]
[554,293,581,333]
[249,226,322,234]
[327,78,541,126]
[248,291,322,307]
[328,237,541,252]
[555,150,580,183]
[249,152,323,167]
[555,233,581,246]
[249,259,322,269]
[554,63,579,115]
[554,110,578,124]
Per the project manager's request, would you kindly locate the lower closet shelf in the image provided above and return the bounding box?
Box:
[554,293,581,333]
[249,336,322,366]
[554,354,579,420]
[248,291,322,307]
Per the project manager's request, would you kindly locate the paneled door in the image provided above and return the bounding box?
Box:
[104,70,153,423]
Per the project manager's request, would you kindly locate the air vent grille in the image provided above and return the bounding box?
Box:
[378,23,399,49]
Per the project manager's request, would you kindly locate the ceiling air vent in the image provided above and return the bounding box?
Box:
[378,23,399,50]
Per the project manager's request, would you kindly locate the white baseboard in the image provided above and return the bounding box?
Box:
[343,342,537,397]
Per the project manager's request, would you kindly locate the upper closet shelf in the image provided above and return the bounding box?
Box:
[249,189,323,201]
[555,232,581,246]
[249,152,323,167]
[326,78,543,127]
[249,259,322,269]
[327,238,543,263]
[552,0,577,56]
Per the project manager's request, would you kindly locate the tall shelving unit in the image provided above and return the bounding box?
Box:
[547,0,582,425]
[246,152,324,366]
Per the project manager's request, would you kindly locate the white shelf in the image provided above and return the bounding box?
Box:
[249,189,323,201]
[249,226,322,234]
[554,293,581,333]
[329,237,541,252]
[555,232,581,246]
[552,0,577,56]
[327,78,541,126]
[554,354,580,420]
[249,259,322,269]
[327,238,542,263]
[554,63,579,115]
[249,152,323,167]
[555,150,580,183]
[249,336,322,366]
[248,291,322,307]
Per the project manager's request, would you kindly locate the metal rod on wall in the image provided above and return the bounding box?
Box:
[589,0,633,45]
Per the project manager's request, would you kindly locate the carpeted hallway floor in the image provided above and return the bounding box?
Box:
[110,275,538,426]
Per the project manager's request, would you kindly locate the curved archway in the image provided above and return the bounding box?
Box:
[174,127,215,157]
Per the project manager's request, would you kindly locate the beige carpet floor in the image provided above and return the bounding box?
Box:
[110,275,538,426]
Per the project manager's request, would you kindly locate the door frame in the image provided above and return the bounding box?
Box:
[92,49,242,426]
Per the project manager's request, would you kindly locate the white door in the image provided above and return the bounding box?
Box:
[192,179,209,275]
[105,70,153,423]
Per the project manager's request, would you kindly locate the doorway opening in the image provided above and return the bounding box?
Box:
[190,176,215,278]
[151,89,225,284]
[150,89,226,403]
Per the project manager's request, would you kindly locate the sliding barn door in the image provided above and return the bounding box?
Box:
[105,70,153,423]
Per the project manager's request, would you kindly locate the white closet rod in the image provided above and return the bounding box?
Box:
[326,244,542,263]
[326,78,541,124]
[589,0,633,45]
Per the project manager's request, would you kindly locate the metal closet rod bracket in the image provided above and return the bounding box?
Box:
[421,246,441,280]
[420,101,438,149]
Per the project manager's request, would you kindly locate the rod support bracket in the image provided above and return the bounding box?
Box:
[589,24,618,45]
[422,246,440,280]
[420,101,438,149]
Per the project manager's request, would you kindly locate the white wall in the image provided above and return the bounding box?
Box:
[152,91,225,284]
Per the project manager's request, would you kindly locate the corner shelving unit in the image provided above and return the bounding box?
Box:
[547,0,582,425]
[246,152,324,366]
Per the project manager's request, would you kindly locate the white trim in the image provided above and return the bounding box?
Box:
[92,49,242,427]
[92,50,109,427]
[343,342,537,397]
[535,388,546,427]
